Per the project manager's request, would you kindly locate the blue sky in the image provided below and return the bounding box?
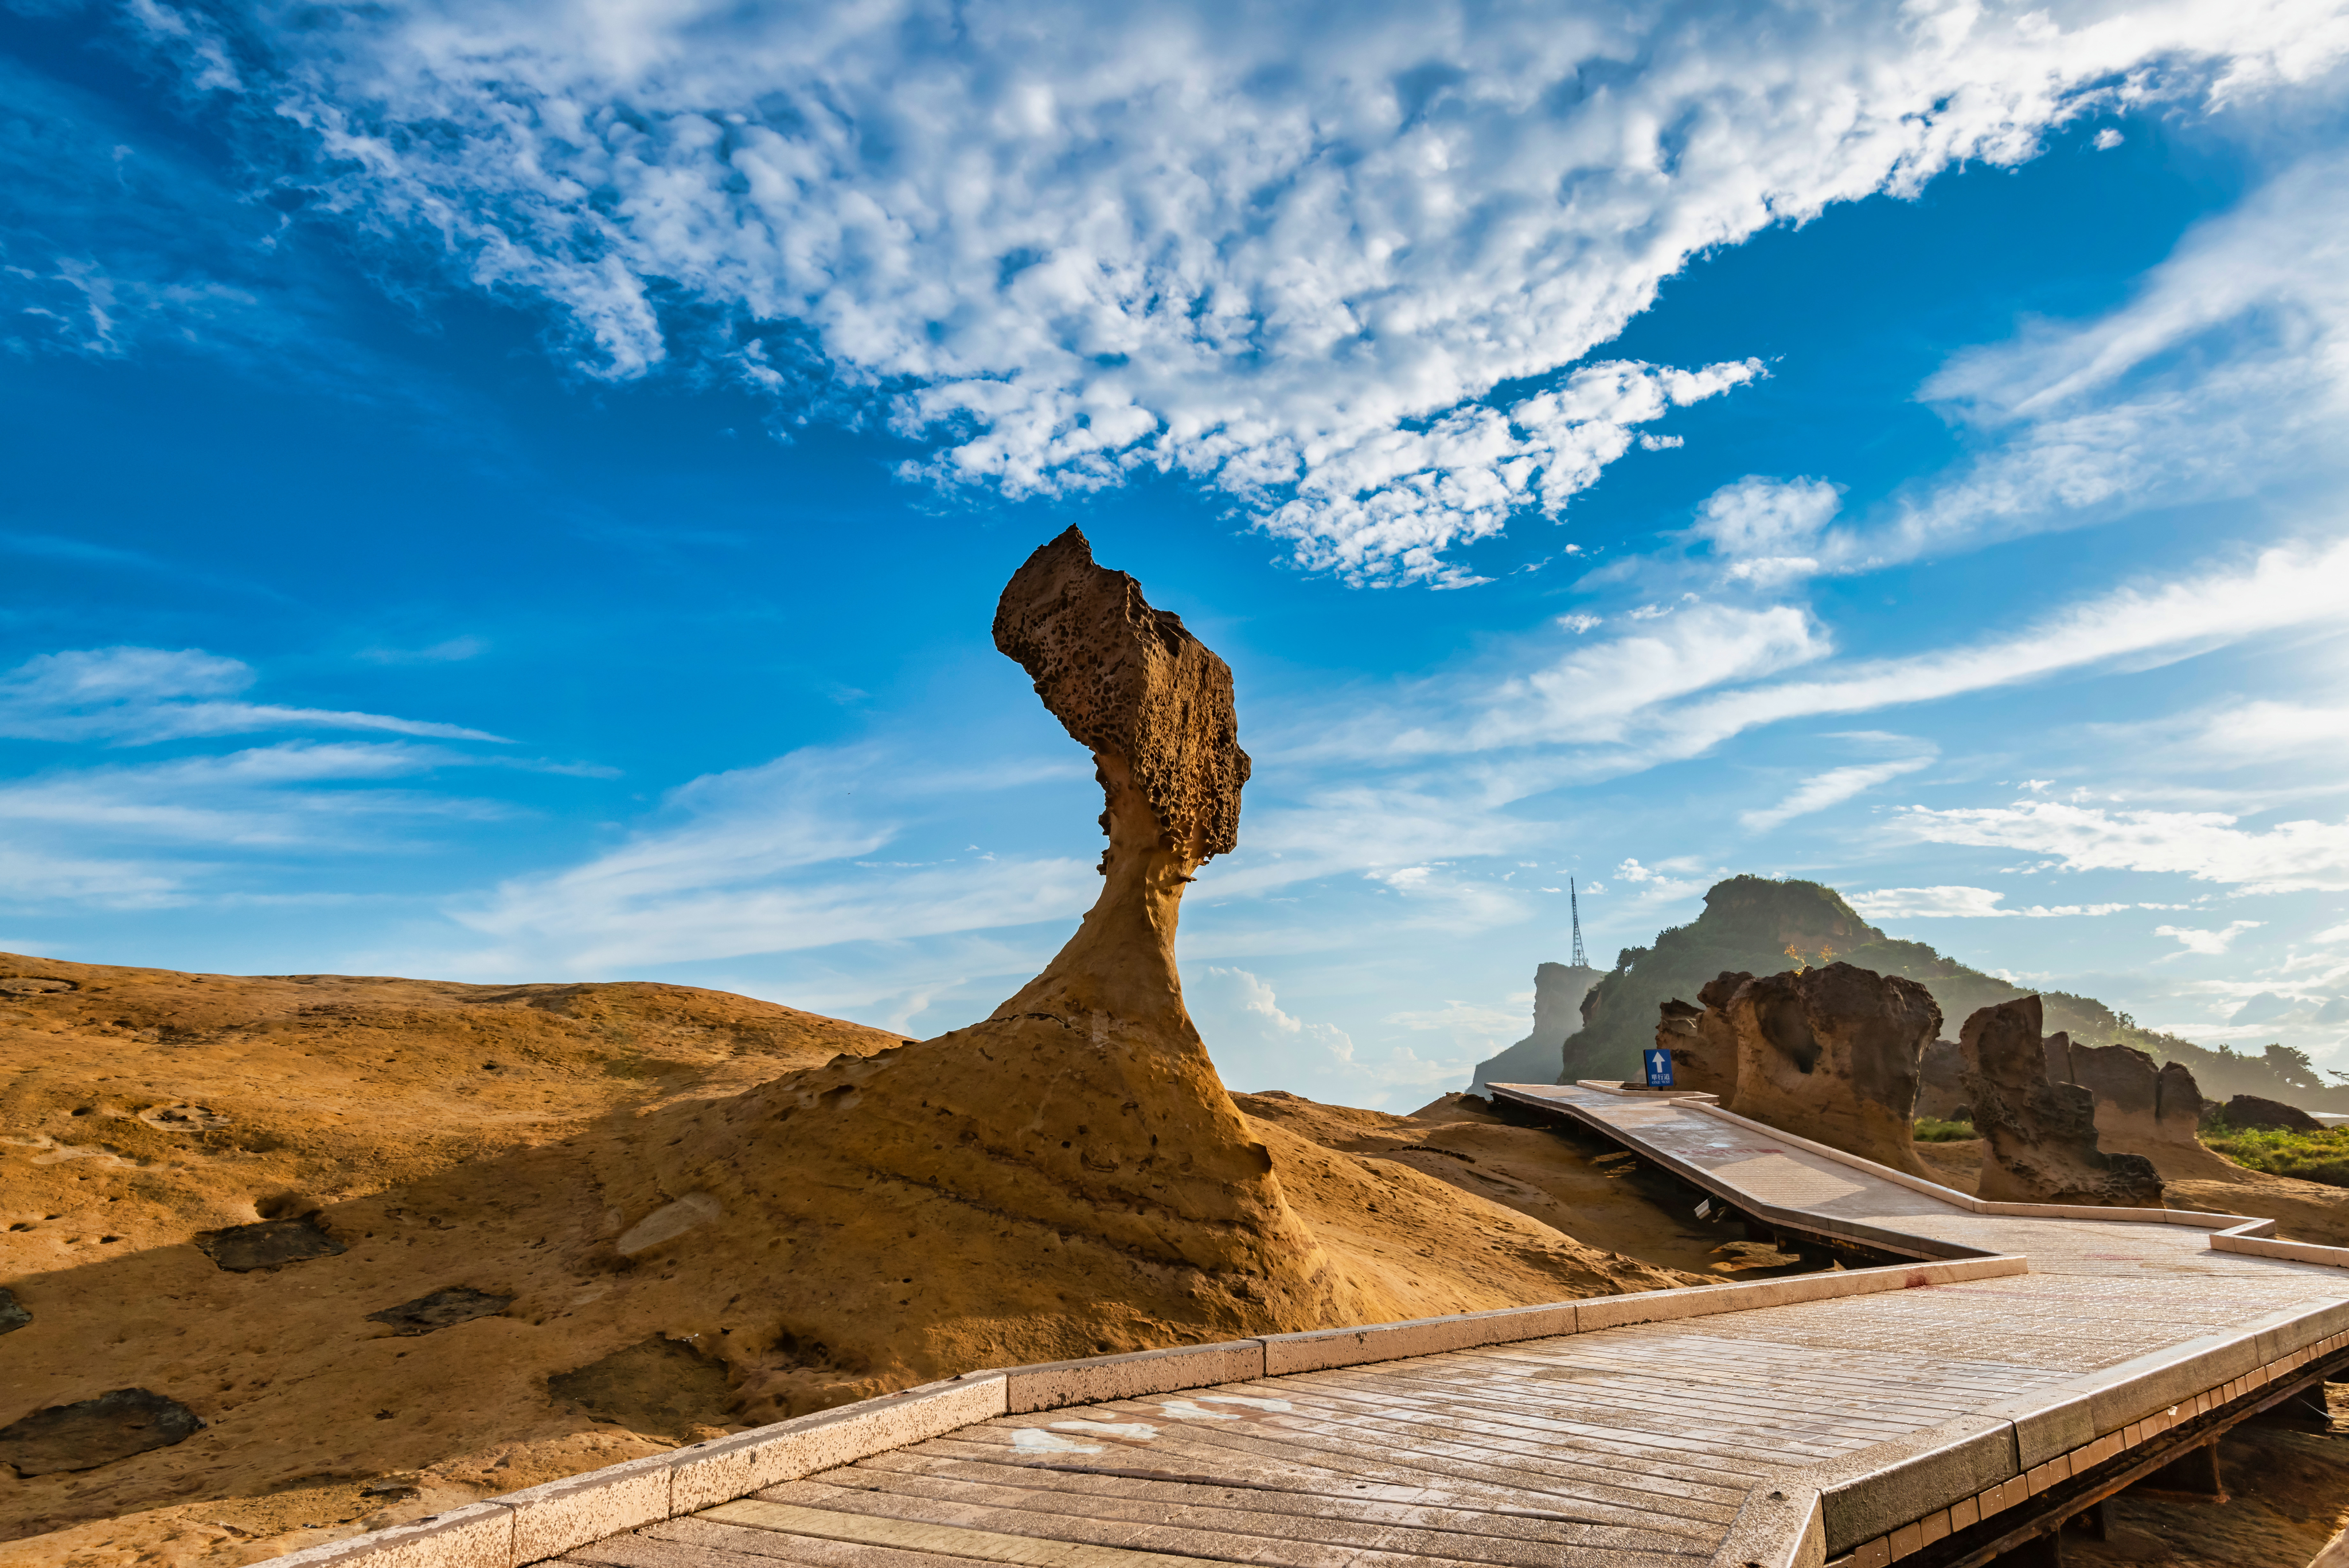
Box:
[6,0,2349,1108]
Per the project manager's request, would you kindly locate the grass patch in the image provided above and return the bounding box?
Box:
[2202,1116,2349,1188]
[1914,1117,1977,1142]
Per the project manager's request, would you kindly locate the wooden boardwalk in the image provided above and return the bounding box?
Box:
[543,1083,2349,1568]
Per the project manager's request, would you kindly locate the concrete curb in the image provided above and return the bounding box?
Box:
[1831,1321,2349,1565]
[1006,1339,1265,1413]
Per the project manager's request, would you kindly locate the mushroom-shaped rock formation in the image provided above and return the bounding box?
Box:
[988,524,1251,1025]
[479,529,1699,1426]
[573,529,1392,1414]
[1715,963,1940,1177]
[1961,997,2164,1206]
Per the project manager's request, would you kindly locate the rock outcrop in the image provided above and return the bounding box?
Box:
[1713,964,1940,1177]
[2225,1094,2325,1133]
[1961,997,2164,1206]
[661,524,1369,1380]
[1649,970,1748,1099]
[1471,960,1602,1094]
[2063,1042,2221,1177]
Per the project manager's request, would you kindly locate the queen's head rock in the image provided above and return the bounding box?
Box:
[586,528,1376,1415]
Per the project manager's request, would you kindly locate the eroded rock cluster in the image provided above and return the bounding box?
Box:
[1960,997,2164,1206]
[1913,1013,2222,1181]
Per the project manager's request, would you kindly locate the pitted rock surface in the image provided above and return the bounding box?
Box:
[0,1388,202,1477]
[365,1286,515,1337]
[1961,996,2163,1206]
[993,526,1250,861]
[1714,962,1939,1177]
[194,1215,345,1272]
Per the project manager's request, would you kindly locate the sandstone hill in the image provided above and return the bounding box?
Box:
[0,951,1700,1568]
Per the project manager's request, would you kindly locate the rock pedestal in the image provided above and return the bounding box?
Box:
[1715,964,1940,1177]
[2065,1043,2220,1177]
[1961,997,2164,1206]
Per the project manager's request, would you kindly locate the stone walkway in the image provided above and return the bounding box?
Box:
[387,1083,2349,1568]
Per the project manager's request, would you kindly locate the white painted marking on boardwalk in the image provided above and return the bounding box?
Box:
[1051,1420,1158,1441]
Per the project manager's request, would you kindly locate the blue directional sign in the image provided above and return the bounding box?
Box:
[1642,1047,1676,1089]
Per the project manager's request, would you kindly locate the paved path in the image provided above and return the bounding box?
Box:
[555,1084,2349,1568]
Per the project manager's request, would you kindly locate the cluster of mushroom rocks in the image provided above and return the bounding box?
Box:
[1655,968,2172,1206]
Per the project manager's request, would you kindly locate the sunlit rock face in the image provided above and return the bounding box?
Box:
[1962,996,2164,1207]
[2058,1040,2226,1179]
[1714,964,1940,1178]
[1646,971,1752,1101]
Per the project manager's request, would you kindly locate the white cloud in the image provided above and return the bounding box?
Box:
[2093,699,2349,770]
[1189,965,1357,1073]
[1740,755,1932,831]
[1297,531,2349,793]
[1694,474,1840,586]
[448,744,1099,971]
[1847,885,2132,919]
[1892,798,2349,893]
[2156,920,2265,955]
[2094,127,2125,149]
[358,637,488,665]
[135,0,2349,583]
[1383,998,1525,1047]
[0,740,524,910]
[1609,856,1710,899]
[0,647,505,744]
[0,843,189,910]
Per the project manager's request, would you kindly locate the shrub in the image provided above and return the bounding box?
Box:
[1914,1116,1977,1142]
[2201,1114,2349,1188]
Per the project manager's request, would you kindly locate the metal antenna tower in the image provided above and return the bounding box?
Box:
[1569,878,1588,969]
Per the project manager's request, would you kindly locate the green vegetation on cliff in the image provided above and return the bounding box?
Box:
[1559,875,2345,1111]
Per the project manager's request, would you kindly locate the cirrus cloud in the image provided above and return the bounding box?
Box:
[1890,799,2349,893]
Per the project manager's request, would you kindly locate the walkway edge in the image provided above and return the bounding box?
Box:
[264,1263,2016,1567]
[1499,1081,2349,1260]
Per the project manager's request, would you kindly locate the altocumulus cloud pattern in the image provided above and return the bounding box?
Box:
[114,0,2349,584]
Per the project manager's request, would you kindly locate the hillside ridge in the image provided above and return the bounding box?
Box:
[1541,876,2342,1111]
